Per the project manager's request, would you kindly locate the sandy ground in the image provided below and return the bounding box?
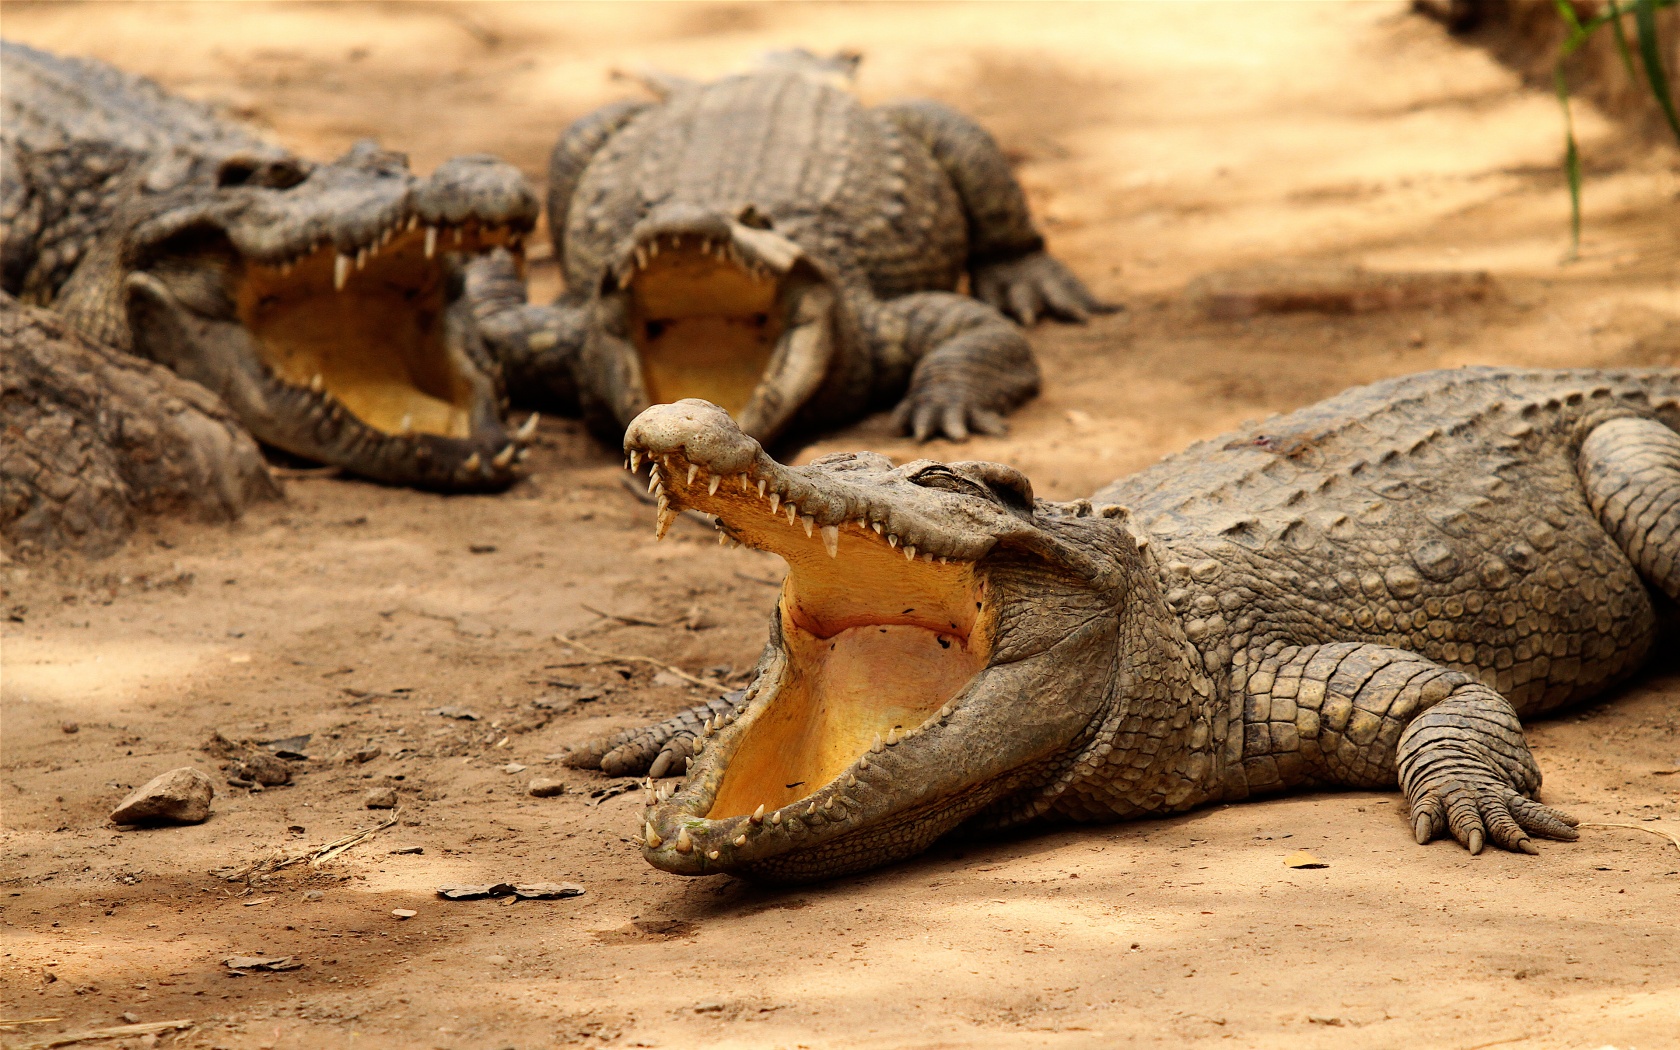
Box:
[3,2,1680,1048]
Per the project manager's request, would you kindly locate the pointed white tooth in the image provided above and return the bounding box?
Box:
[887,534,899,548]
[886,727,901,745]
[334,254,350,290]
[905,546,916,561]
[922,552,935,563]
[786,505,798,525]
[757,479,767,498]
[648,473,659,494]
[708,475,720,496]
[858,754,869,769]
[655,504,677,540]
[648,240,660,259]
[493,444,515,469]
[718,533,730,546]
[872,522,883,534]
[309,373,324,393]
[768,492,780,513]
[406,214,418,231]
[675,828,693,854]
[871,733,884,753]
[629,450,643,472]
[687,464,699,485]
[937,556,947,565]
[750,804,765,825]
[733,834,746,847]
[355,248,367,270]
[739,473,751,491]
[516,413,539,440]
[424,226,438,258]
[399,413,413,435]
[635,247,648,270]
[707,849,720,860]
[801,515,814,537]
[463,452,481,472]
[820,525,839,557]
[770,811,783,826]
[644,822,663,849]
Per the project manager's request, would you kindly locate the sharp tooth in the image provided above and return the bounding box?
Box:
[801,514,814,537]
[887,534,899,548]
[629,450,643,472]
[905,546,916,561]
[648,472,660,494]
[693,737,704,753]
[516,448,529,463]
[757,479,767,498]
[707,849,720,860]
[858,754,869,769]
[309,373,324,393]
[334,254,350,290]
[886,727,901,745]
[399,413,413,434]
[733,835,746,847]
[635,247,648,270]
[820,524,839,557]
[708,475,720,496]
[872,522,883,534]
[424,226,438,258]
[717,533,729,546]
[770,811,783,826]
[785,505,797,525]
[871,733,884,753]
[922,552,935,563]
[750,804,765,824]
[739,473,751,491]
[655,503,677,539]
[463,452,481,472]
[493,444,515,469]
[516,413,539,440]
[406,214,418,231]
[675,828,693,854]
[768,492,780,513]
[644,822,663,849]
[648,240,660,259]
[687,464,699,485]
[355,248,367,270]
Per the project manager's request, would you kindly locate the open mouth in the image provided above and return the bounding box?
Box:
[238,218,521,443]
[622,408,999,875]
[601,221,836,443]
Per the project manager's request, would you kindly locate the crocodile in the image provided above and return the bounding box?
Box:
[1,41,541,491]
[564,368,1680,882]
[1,292,278,557]
[469,50,1109,447]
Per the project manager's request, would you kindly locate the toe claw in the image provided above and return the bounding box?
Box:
[1516,838,1539,856]
[1466,828,1484,855]
[1413,813,1433,845]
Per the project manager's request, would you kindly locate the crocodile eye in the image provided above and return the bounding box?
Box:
[908,465,994,501]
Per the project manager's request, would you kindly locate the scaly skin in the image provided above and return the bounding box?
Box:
[2,42,541,490]
[470,52,1109,448]
[566,368,1680,882]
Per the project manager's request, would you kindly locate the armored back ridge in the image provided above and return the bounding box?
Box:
[562,368,1680,881]
[2,42,541,490]
[469,53,1111,447]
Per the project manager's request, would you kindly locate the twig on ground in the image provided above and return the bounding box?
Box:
[1578,822,1680,851]
[0,1018,61,1029]
[581,604,668,627]
[552,633,726,691]
[219,811,400,882]
[15,1019,193,1049]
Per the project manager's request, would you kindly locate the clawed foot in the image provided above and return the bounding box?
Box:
[890,388,1010,442]
[972,252,1117,326]
[562,692,743,777]
[1406,775,1579,855]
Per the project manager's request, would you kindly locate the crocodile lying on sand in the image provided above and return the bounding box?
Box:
[470,51,1108,446]
[565,368,1680,881]
[2,41,540,490]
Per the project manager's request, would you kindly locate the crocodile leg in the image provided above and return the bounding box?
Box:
[464,249,589,412]
[867,291,1041,441]
[564,691,749,778]
[876,99,1113,324]
[1237,642,1579,855]
[1578,416,1680,600]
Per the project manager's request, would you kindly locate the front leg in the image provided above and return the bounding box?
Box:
[464,249,589,412]
[866,292,1040,441]
[1239,642,1578,854]
[876,99,1114,324]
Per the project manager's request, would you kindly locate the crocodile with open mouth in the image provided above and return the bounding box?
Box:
[470,50,1109,447]
[567,368,1680,881]
[2,41,540,490]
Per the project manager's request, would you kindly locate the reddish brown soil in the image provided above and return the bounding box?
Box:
[3,3,1678,1049]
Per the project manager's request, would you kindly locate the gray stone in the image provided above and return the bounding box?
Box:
[527,777,566,798]
[109,767,214,826]
[363,787,398,809]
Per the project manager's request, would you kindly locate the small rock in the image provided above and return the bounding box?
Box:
[391,909,417,920]
[351,745,382,764]
[431,706,480,721]
[512,882,584,900]
[260,734,311,759]
[110,768,214,826]
[502,762,527,774]
[223,955,301,973]
[120,1011,141,1024]
[363,787,398,810]
[693,1001,724,1014]
[683,604,714,631]
[437,883,515,900]
[1307,1014,1345,1026]
[389,846,424,855]
[302,891,324,901]
[651,670,688,688]
[527,777,566,798]
[61,721,79,734]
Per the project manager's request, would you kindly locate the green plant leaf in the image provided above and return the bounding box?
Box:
[1633,0,1680,143]
[1554,63,1584,260]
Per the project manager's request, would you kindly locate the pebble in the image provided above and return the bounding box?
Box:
[110,768,214,826]
[391,909,417,920]
[363,787,398,809]
[502,762,527,774]
[120,1012,141,1024]
[527,777,566,798]
[61,721,79,734]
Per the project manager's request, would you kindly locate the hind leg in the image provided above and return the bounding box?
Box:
[1579,416,1680,600]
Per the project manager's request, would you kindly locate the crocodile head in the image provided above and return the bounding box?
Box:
[623,400,1137,881]
[583,202,848,446]
[117,140,540,490]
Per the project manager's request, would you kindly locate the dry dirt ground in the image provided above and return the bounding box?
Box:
[3,3,1680,1048]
